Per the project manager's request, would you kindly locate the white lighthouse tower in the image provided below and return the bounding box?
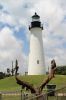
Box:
[28,13,45,75]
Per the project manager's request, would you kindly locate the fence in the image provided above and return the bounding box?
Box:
[0,86,66,100]
[54,86,66,100]
[0,91,21,100]
[30,86,66,100]
[0,90,35,100]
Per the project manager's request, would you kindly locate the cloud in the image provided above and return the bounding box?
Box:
[0,0,66,72]
[0,4,28,74]
[0,26,27,74]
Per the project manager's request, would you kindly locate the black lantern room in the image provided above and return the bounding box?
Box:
[29,13,43,30]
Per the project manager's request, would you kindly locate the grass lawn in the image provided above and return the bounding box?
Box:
[2,95,20,100]
[0,76,20,91]
[0,75,66,100]
[0,75,66,91]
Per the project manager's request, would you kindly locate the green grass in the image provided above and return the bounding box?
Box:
[2,95,20,100]
[0,76,20,91]
[49,75,66,89]
[0,75,66,91]
[0,75,66,100]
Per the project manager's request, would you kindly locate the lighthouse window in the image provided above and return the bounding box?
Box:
[37,60,39,64]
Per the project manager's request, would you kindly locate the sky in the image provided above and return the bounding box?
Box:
[0,0,66,74]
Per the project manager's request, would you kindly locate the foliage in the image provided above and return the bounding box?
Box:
[55,66,66,75]
[0,72,5,79]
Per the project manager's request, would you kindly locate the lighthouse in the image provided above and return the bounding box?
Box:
[28,13,45,75]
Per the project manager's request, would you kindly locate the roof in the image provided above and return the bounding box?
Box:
[32,12,40,18]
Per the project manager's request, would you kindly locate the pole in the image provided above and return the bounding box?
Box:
[0,93,2,100]
[21,88,22,100]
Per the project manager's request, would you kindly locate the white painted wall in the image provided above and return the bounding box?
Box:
[28,28,45,75]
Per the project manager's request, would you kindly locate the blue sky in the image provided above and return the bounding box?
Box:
[0,0,66,74]
[14,27,29,55]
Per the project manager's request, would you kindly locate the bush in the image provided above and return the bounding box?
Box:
[0,72,5,79]
[55,66,66,75]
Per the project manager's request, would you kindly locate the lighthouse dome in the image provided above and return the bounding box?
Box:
[32,12,40,22]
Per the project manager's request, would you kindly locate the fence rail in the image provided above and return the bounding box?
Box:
[0,86,66,100]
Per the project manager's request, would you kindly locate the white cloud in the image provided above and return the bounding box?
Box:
[0,26,27,74]
[0,11,17,26]
[0,13,15,25]
[0,0,66,72]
